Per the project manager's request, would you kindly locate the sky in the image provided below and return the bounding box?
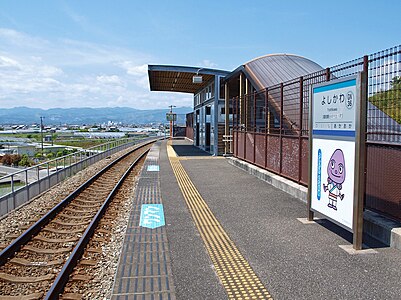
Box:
[0,0,400,110]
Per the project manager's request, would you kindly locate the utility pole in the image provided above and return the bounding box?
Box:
[40,116,44,155]
[168,105,176,139]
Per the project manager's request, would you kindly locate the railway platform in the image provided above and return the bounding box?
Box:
[112,139,401,300]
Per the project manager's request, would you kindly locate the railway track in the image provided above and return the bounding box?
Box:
[0,140,156,299]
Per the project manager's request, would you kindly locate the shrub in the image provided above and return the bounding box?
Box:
[18,154,31,167]
[1,154,22,166]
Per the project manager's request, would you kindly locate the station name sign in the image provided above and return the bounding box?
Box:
[312,79,356,136]
[308,74,366,251]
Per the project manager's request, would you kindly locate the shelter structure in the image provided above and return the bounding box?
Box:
[148,65,230,155]
[148,54,323,155]
[222,54,323,153]
[149,45,401,228]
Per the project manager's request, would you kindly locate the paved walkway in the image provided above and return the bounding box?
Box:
[114,139,401,299]
[112,143,175,299]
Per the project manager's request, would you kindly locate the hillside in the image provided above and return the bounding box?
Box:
[0,106,192,125]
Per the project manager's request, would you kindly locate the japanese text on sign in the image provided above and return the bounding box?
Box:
[313,79,356,134]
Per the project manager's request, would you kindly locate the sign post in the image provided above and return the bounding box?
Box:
[308,73,366,250]
[166,112,177,138]
[166,105,177,139]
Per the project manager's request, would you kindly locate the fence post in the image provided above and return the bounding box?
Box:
[265,89,268,169]
[25,169,29,202]
[298,76,304,183]
[326,67,331,81]
[11,174,15,210]
[236,97,239,156]
[47,163,50,188]
[362,54,369,208]
[57,158,59,183]
[37,166,40,193]
[253,91,257,164]
[279,83,284,175]
[73,153,75,174]
[243,95,247,160]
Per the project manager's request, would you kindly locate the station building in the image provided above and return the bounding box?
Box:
[148,65,230,155]
[148,54,323,156]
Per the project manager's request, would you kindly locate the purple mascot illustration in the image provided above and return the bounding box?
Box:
[323,149,346,211]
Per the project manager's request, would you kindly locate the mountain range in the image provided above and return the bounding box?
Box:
[0,106,192,125]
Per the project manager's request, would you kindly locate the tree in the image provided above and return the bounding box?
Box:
[11,154,22,166]
[1,154,22,166]
[391,76,401,88]
[369,76,401,124]
[1,154,12,165]
[18,154,31,167]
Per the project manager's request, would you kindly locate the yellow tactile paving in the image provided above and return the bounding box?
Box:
[167,142,273,300]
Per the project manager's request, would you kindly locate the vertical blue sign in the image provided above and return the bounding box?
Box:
[317,149,322,200]
[140,204,165,229]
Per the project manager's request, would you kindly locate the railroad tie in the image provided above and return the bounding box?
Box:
[0,272,54,283]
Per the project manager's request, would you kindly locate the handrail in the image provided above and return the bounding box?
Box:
[0,136,158,216]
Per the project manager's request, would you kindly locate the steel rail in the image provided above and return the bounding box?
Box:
[0,139,156,266]
[46,148,150,299]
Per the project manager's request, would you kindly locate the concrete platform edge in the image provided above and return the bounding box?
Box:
[227,157,308,203]
[227,156,401,251]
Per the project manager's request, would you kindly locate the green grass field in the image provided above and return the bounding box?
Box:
[0,181,25,197]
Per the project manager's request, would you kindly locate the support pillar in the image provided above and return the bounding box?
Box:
[224,82,230,154]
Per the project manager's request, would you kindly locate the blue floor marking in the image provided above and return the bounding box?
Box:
[139,204,165,229]
[147,165,160,172]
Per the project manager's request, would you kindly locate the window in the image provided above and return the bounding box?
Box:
[221,107,233,114]
[220,77,225,100]
[194,94,201,106]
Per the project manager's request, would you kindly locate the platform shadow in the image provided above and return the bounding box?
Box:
[171,145,211,157]
[315,218,388,249]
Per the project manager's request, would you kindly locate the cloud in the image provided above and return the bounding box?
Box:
[37,65,63,77]
[199,59,218,68]
[0,28,195,110]
[0,55,20,68]
[0,53,64,97]
[0,28,50,50]
[119,62,150,89]
[120,62,148,76]
[96,75,124,85]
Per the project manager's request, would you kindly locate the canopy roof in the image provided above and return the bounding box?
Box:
[225,54,324,91]
[148,65,230,94]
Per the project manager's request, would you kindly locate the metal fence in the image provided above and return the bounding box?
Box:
[231,45,401,221]
[0,137,150,217]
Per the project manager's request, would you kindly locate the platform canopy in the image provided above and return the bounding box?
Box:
[148,65,230,94]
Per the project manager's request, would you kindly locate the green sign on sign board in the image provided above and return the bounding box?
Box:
[166,113,177,122]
